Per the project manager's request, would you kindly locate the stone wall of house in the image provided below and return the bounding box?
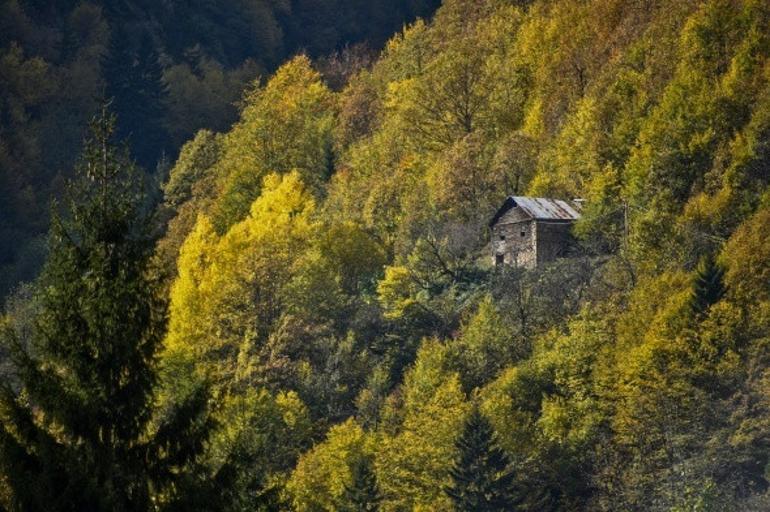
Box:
[491,219,536,269]
[491,216,575,269]
[495,204,530,225]
[535,221,574,265]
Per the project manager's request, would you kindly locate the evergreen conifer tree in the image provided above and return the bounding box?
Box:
[445,408,522,512]
[0,105,212,511]
[103,29,169,170]
[339,456,382,512]
[689,254,726,318]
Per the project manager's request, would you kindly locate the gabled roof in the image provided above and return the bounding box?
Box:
[489,196,582,227]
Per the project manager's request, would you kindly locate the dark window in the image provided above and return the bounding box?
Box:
[500,235,506,241]
[520,229,526,237]
[495,253,504,266]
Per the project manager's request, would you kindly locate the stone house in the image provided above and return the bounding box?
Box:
[489,196,582,269]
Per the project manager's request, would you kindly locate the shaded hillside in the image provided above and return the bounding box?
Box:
[0,0,440,299]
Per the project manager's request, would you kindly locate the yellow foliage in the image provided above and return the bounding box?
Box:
[722,207,770,303]
[211,55,333,229]
[376,339,469,511]
[163,171,316,389]
[479,366,538,455]
[286,418,374,512]
[208,388,312,476]
[377,265,418,319]
[165,214,219,361]
[615,271,692,354]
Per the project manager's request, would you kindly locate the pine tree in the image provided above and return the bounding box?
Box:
[445,408,522,512]
[339,456,382,512]
[689,254,726,318]
[0,105,212,512]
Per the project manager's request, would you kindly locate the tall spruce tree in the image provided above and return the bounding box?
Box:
[339,456,382,512]
[0,105,212,512]
[445,408,522,512]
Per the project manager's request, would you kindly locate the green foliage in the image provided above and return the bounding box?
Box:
[148,1,770,508]
[286,418,374,511]
[164,170,317,394]
[445,408,522,512]
[103,30,169,169]
[154,129,223,282]
[722,206,770,303]
[206,388,313,510]
[212,56,335,230]
[163,129,222,208]
[448,295,520,391]
[478,307,614,510]
[164,57,260,147]
[376,339,470,511]
[133,0,770,509]
[0,0,440,300]
[689,255,726,317]
[0,107,213,511]
[339,456,382,512]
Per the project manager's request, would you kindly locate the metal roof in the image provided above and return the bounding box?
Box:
[489,196,582,227]
[509,196,582,221]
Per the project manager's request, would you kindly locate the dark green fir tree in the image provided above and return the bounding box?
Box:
[339,456,382,512]
[445,408,523,512]
[689,254,726,318]
[0,105,212,512]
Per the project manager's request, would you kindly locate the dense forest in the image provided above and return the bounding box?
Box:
[3,0,770,510]
[0,0,440,297]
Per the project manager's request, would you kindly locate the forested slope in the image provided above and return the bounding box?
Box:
[0,0,439,297]
[144,0,770,509]
[5,0,770,510]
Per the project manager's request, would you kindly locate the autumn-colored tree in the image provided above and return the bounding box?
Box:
[212,56,334,230]
[287,419,375,511]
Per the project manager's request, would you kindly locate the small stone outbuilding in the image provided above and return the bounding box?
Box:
[489,196,582,269]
